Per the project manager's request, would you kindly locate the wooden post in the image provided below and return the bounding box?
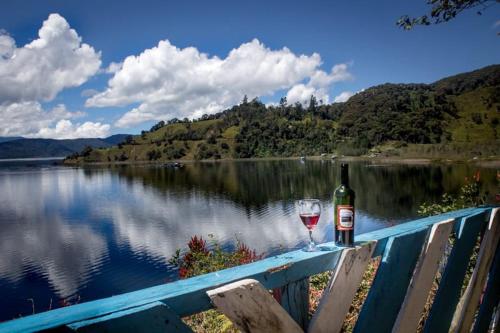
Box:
[309,241,376,333]
[354,229,428,333]
[451,209,500,332]
[207,279,303,333]
[279,278,310,330]
[424,212,487,333]
[392,219,454,333]
[472,242,500,333]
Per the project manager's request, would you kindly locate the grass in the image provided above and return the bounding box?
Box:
[447,86,499,143]
[221,126,239,139]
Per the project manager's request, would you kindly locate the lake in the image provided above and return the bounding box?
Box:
[0,158,497,321]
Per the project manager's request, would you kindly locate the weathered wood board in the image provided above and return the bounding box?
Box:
[309,241,376,333]
[279,278,310,329]
[424,211,486,333]
[354,228,428,333]
[392,219,454,333]
[451,208,500,333]
[207,279,303,333]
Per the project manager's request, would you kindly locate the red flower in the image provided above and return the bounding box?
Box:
[187,236,208,254]
[473,170,481,182]
[179,267,188,278]
[236,243,262,264]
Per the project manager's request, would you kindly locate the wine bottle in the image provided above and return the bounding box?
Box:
[334,163,355,246]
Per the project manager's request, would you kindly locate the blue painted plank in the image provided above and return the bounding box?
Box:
[279,278,310,330]
[0,207,490,333]
[353,228,428,333]
[67,301,192,332]
[472,243,500,333]
[357,207,488,257]
[424,211,487,333]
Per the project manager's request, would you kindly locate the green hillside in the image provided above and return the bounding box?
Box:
[66,65,500,163]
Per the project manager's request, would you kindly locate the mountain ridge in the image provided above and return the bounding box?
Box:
[0,134,129,159]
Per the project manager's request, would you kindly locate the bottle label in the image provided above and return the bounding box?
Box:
[336,205,354,231]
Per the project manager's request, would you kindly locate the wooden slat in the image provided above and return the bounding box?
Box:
[279,278,310,330]
[472,242,500,333]
[0,207,489,333]
[207,279,303,333]
[309,241,376,333]
[392,219,454,333]
[451,208,500,332]
[354,228,428,333]
[67,301,192,332]
[424,211,487,333]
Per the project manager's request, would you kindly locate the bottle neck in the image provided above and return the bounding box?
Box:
[340,165,349,187]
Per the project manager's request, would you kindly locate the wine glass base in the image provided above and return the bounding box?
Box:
[302,243,319,252]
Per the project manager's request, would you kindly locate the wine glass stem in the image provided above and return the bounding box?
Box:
[309,230,314,245]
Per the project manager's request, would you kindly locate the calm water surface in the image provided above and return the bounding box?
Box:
[0,159,497,321]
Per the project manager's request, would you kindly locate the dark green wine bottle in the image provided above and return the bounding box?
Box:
[334,163,355,246]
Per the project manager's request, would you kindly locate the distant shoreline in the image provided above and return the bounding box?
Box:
[63,155,500,168]
[0,157,65,162]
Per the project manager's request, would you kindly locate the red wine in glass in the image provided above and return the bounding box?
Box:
[297,199,321,251]
[300,214,320,230]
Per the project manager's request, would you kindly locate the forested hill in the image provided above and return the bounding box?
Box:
[67,64,500,163]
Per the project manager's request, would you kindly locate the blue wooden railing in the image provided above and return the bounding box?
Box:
[0,206,497,333]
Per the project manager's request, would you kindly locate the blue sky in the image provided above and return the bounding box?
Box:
[0,0,498,138]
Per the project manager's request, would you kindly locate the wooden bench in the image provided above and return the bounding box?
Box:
[0,207,498,333]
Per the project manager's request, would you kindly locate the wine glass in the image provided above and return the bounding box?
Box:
[297,199,321,252]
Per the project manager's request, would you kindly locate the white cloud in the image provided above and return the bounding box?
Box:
[81,88,99,98]
[0,102,72,136]
[0,102,109,139]
[86,38,351,127]
[286,84,326,105]
[30,119,110,139]
[105,61,122,74]
[285,63,352,105]
[0,13,101,103]
[334,91,355,103]
[0,14,108,139]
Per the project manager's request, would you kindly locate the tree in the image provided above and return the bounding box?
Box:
[279,96,288,108]
[124,135,134,144]
[241,95,248,105]
[150,120,165,132]
[397,0,497,30]
[81,146,93,157]
[308,95,318,112]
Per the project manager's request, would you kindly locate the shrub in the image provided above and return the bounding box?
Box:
[124,135,134,144]
[169,236,262,332]
[491,117,499,127]
[118,152,128,161]
[81,146,93,157]
[163,145,186,160]
[146,149,162,161]
[195,143,221,160]
[471,112,483,125]
[418,171,485,216]
[169,236,261,279]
